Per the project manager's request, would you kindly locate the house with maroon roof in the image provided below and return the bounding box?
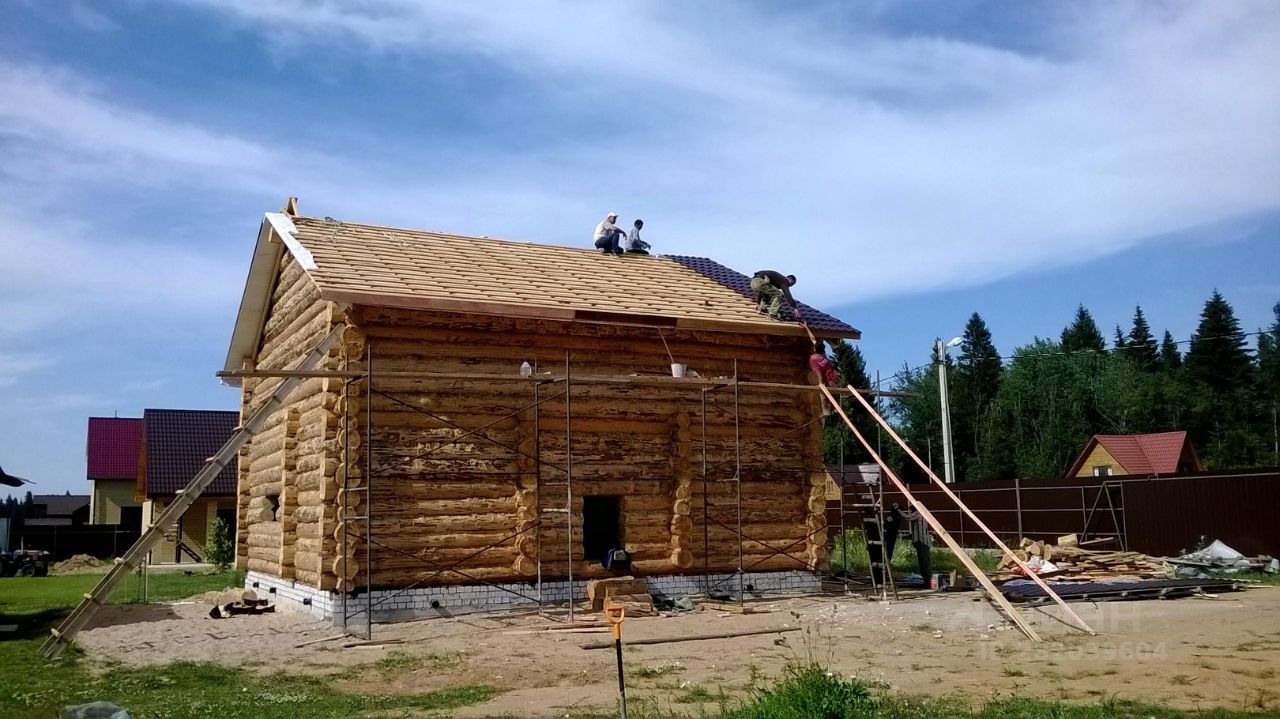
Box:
[86,417,144,529]
[138,408,239,564]
[1066,431,1204,478]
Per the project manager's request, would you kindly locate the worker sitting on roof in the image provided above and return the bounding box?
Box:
[625,219,651,255]
[593,212,626,255]
[750,270,797,320]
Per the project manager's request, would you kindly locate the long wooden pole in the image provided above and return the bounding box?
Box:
[816,385,1042,642]
[840,385,1096,636]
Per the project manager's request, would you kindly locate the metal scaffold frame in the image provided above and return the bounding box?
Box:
[217,358,910,640]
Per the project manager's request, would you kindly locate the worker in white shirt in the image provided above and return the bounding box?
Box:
[593,212,625,255]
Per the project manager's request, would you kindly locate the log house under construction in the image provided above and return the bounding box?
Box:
[222,200,860,623]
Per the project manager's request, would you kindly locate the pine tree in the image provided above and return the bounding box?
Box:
[1160,331,1182,371]
[1060,305,1106,353]
[1127,306,1159,371]
[1258,302,1280,467]
[1113,325,1127,351]
[1257,302,1280,401]
[953,313,1002,481]
[1184,290,1257,467]
[1185,290,1251,392]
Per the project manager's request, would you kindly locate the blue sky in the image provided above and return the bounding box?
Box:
[1,1,1277,497]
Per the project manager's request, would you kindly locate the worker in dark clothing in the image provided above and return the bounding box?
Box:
[899,506,933,584]
[750,270,797,320]
[884,503,903,564]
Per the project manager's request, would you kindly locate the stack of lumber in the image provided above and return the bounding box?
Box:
[996,535,1173,582]
[587,576,654,616]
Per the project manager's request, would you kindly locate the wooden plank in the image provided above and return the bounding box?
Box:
[838,385,1097,638]
[581,626,800,650]
[818,384,1043,643]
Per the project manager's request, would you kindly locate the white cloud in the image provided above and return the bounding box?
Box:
[9,392,111,412]
[163,1,1280,304]
[0,61,286,189]
[69,3,121,33]
[0,203,244,337]
[0,352,55,386]
[1,2,1277,313]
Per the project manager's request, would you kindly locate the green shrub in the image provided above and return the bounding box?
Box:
[722,665,874,719]
[205,517,235,572]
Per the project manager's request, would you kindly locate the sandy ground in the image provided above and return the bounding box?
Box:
[77,586,1280,717]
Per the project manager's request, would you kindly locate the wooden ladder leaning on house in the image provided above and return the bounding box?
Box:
[40,327,343,660]
[846,475,897,601]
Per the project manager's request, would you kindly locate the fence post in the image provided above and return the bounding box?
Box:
[1014,477,1023,540]
[1079,486,1088,540]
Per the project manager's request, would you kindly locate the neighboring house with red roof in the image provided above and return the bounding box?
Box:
[137,409,239,564]
[1066,431,1204,478]
[86,417,144,528]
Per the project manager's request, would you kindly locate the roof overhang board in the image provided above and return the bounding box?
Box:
[265,212,316,271]
[222,215,298,385]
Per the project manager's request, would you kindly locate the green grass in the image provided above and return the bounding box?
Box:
[372,649,463,676]
[0,571,498,719]
[5,573,1277,719]
[714,665,1280,719]
[828,530,1002,579]
[0,570,246,614]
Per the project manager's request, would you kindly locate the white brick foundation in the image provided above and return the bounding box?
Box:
[246,569,819,624]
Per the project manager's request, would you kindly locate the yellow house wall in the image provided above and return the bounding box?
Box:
[1073,445,1123,478]
[143,496,235,564]
[90,479,140,524]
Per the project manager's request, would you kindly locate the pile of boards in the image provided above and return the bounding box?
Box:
[996,535,1173,582]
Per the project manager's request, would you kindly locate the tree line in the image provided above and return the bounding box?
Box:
[823,291,1280,481]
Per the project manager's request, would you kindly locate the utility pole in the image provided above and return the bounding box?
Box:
[936,337,960,484]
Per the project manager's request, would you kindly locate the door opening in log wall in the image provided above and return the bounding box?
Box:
[582,495,622,563]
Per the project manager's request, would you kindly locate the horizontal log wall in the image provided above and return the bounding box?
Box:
[346,307,828,591]
[235,253,345,589]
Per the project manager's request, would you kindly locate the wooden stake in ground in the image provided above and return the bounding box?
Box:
[816,385,1042,642]
[839,385,1097,637]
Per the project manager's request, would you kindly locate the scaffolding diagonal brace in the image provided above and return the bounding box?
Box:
[40,326,344,660]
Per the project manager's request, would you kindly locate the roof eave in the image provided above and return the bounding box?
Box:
[319,287,859,339]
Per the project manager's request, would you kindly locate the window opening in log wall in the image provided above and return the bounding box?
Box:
[582,495,621,563]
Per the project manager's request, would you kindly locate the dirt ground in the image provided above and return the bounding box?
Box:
[77,586,1280,717]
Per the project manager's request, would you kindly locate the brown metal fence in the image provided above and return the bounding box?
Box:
[829,468,1280,558]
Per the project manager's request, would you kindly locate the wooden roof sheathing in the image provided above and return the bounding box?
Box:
[290,215,859,338]
[224,209,860,378]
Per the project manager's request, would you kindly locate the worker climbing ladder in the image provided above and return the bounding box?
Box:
[846,473,897,601]
[40,327,343,659]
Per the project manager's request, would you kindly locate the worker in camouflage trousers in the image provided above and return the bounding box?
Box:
[750,270,797,320]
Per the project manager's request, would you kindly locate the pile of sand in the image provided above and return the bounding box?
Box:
[51,554,110,575]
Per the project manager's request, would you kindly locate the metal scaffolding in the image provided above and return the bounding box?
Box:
[220,356,884,637]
